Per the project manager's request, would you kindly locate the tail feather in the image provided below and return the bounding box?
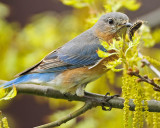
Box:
[0,78,20,88]
[0,72,59,88]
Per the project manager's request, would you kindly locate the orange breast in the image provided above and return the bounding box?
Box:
[60,54,118,85]
[95,29,116,43]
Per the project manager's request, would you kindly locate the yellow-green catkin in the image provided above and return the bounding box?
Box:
[122,76,131,128]
[143,56,160,67]
[2,117,9,128]
[132,77,144,128]
[143,82,153,127]
[152,91,160,128]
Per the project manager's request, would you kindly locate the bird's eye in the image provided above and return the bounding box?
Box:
[108,18,114,25]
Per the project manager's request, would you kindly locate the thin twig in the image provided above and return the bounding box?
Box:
[127,70,160,91]
[138,52,160,78]
[34,101,93,128]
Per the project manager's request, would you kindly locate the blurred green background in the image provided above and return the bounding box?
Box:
[0,0,160,128]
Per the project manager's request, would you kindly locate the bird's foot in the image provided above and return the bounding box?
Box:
[101,92,119,111]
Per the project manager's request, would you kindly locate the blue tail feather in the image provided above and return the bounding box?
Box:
[0,73,60,88]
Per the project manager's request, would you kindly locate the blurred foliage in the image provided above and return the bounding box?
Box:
[0,0,160,128]
[61,0,140,11]
[152,28,160,44]
[139,24,155,47]
[0,111,9,128]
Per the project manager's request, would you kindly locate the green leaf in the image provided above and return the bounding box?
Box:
[0,86,17,101]
[105,58,123,72]
[97,49,111,58]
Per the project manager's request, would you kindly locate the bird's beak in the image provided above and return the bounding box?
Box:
[123,22,133,27]
[117,22,133,29]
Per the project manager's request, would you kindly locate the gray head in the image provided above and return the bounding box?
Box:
[93,12,132,41]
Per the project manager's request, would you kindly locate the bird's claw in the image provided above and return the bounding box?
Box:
[101,92,119,111]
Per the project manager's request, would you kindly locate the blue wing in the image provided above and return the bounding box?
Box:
[17,30,107,76]
[17,44,106,76]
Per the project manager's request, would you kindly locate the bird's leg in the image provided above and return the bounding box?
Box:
[76,84,87,97]
[101,92,120,111]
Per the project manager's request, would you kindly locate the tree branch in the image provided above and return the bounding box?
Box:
[34,101,93,128]
[15,84,160,113]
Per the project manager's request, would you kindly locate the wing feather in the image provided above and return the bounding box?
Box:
[16,30,107,76]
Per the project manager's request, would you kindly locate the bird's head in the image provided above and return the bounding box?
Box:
[93,12,132,42]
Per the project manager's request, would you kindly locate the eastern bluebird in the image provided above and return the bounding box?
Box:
[0,12,132,97]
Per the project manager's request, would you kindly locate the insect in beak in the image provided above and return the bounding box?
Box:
[129,20,143,40]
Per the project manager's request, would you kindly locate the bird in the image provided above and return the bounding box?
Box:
[0,12,132,97]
